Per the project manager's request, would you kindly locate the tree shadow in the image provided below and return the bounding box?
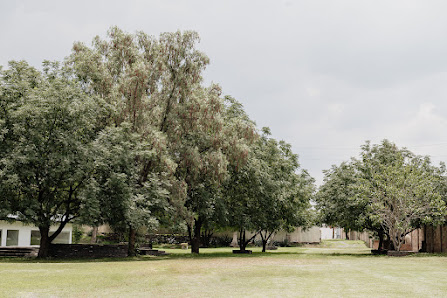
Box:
[1,248,444,263]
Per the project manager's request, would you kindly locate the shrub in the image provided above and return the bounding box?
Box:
[273,239,291,247]
[208,235,233,247]
[72,225,84,244]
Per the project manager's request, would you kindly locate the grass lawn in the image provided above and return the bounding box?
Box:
[1,240,447,297]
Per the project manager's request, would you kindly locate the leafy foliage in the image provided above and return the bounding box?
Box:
[356,140,446,251]
[1,27,315,257]
[316,161,370,233]
[317,139,447,251]
[69,27,257,253]
[224,128,314,252]
[0,61,108,257]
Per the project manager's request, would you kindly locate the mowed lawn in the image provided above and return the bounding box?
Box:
[1,240,447,297]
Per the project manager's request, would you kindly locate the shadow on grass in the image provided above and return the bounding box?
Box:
[2,240,446,263]
[0,249,426,263]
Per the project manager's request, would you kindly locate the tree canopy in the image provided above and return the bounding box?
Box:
[224,128,314,252]
[0,27,316,257]
[0,61,108,257]
[68,27,256,253]
[317,140,447,251]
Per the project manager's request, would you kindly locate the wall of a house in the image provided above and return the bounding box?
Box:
[0,220,72,247]
[270,227,321,243]
[424,225,447,253]
[320,227,335,240]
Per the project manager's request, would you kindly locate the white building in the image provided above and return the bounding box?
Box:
[320,226,345,240]
[0,220,72,247]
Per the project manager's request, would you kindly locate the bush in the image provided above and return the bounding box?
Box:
[141,234,233,248]
[145,234,189,245]
[273,239,291,247]
[208,235,233,248]
[98,232,126,244]
[254,240,263,247]
[72,225,84,244]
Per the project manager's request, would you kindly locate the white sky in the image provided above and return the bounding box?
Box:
[2,0,447,185]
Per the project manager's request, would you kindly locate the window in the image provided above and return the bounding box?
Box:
[30,230,71,245]
[30,230,41,246]
[6,230,19,246]
[52,232,70,244]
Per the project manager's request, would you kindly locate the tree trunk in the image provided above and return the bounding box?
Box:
[128,226,136,257]
[38,226,50,259]
[241,228,246,251]
[190,218,202,254]
[345,230,349,240]
[91,226,98,244]
[260,231,266,252]
[378,229,384,251]
[260,231,273,252]
[262,240,267,252]
[201,229,213,248]
[394,233,404,252]
[238,228,249,251]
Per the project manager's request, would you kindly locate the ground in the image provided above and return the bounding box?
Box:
[1,240,447,297]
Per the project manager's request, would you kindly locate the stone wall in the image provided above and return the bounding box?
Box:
[49,244,128,258]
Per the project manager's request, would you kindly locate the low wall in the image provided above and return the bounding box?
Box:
[49,244,128,258]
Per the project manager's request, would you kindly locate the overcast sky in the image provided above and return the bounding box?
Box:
[2,0,447,185]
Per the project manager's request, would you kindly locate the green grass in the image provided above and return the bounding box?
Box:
[1,240,447,297]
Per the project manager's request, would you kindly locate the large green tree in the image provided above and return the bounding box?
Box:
[252,130,314,252]
[356,140,446,251]
[317,140,447,251]
[69,27,254,254]
[0,61,107,257]
[81,124,173,255]
[316,161,375,237]
[224,128,314,252]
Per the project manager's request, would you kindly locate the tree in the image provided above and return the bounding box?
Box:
[173,90,255,253]
[316,159,389,247]
[223,150,262,251]
[68,27,190,255]
[224,128,314,252]
[317,140,447,252]
[81,124,172,255]
[252,131,314,252]
[69,27,255,254]
[0,61,107,258]
[316,161,373,235]
[356,140,446,251]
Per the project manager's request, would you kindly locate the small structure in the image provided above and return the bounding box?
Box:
[0,220,72,247]
[320,226,345,240]
[420,225,447,253]
[320,226,373,248]
[226,226,327,247]
[271,226,321,244]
